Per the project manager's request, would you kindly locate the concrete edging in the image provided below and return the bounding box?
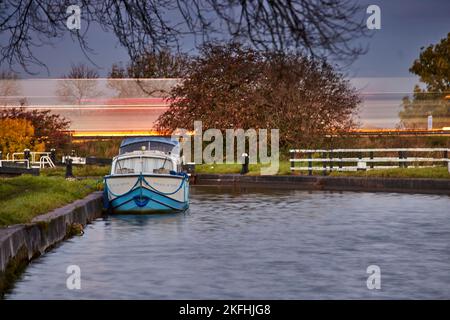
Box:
[0,191,104,295]
[194,174,450,195]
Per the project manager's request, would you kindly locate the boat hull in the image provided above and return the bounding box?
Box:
[104,174,189,213]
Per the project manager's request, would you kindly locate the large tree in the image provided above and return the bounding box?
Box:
[156,43,360,147]
[410,33,450,93]
[399,33,450,129]
[0,1,367,72]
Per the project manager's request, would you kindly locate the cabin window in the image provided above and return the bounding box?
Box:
[114,157,173,174]
[119,141,179,155]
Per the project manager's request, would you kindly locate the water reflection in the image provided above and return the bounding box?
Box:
[5,187,450,299]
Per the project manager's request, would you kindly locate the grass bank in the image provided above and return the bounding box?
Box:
[195,161,292,175]
[41,165,111,177]
[329,167,450,179]
[195,162,450,179]
[0,175,102,227]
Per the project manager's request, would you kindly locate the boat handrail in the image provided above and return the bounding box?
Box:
[113,150,180,162]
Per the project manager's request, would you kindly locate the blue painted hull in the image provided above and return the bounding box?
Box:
[103,174,189,214]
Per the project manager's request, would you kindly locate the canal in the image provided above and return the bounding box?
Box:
[5,187,450,299]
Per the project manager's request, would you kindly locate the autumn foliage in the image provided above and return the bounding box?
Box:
[0,118,45,154]
[157,43,360,148]
[0,107,70,149]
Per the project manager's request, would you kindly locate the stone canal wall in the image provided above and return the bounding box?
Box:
[0,191,103,295]
[194,174,450,195]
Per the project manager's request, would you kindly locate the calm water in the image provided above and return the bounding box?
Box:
[6,187,450,299]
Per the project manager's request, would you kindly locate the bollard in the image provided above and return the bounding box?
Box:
[240,153,249,175]
[65,157,74,178]
[24,148,30,161]
[24,148,31,168]
[50,148,56,164]
[186,162,196,175]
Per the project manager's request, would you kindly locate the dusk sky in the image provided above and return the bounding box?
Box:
[2,0,450,79]
[1,0,450,129]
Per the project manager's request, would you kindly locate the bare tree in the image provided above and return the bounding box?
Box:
[0,71,21,106]
[108,50,188,98]
[0,1,367,72]
[56,63,102,105]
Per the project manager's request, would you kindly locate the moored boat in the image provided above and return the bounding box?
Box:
[103,137,189,213]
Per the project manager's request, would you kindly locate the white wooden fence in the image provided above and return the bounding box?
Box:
[290,148,450,174]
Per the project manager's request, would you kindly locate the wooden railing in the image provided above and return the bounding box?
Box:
[290,148,450,175]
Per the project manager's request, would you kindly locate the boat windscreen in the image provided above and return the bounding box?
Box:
[115,157,173,174]
[120,141,179,155]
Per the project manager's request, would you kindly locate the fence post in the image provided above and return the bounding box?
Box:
[357,152,363,172]
[444,150,448,167]
[404,151,408,168]
[308,152,312,176]
[322,152,327,176]
[398,151,403,168]
[290,150,294,173]
[330,151,333,172]
[339,153,342,170]
[370,151,374,169]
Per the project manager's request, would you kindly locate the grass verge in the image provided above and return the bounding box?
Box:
[41,165,111,177]
[0,175,102,227]
[195,162,450,179]
[329,167,450,179]
[195,161,292,175]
